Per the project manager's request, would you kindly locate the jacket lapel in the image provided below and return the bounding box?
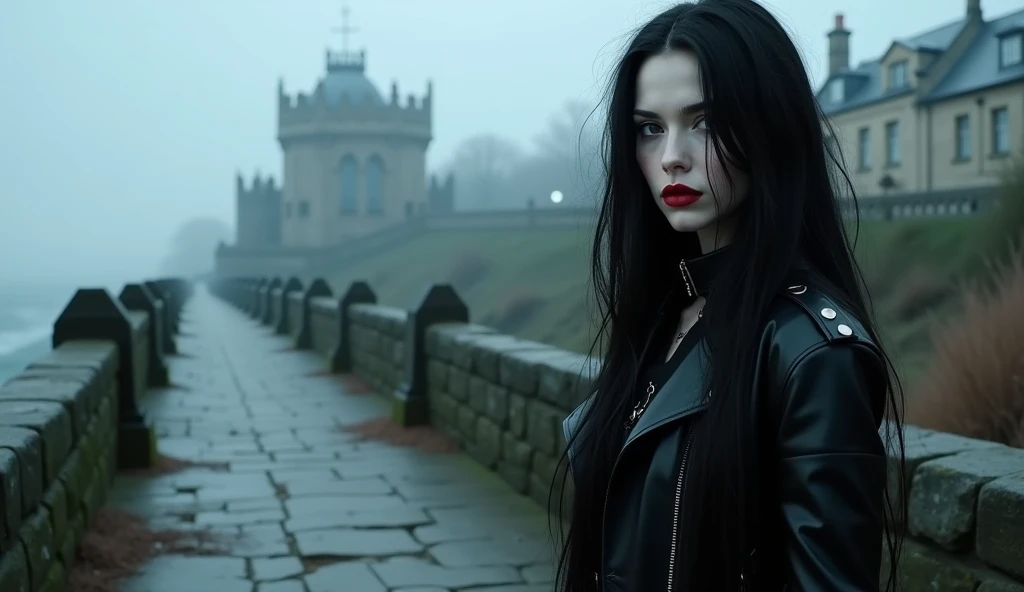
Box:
[622,338,711,450]
[561,338,712,473]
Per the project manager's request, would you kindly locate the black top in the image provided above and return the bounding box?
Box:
[627,246,730,431]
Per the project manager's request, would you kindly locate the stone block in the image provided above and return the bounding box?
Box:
[529,473,552,508]
[0,378,91,442]
[525,400,561,456]
[447,368,470,403]
[978,581,1024,592]
[425,323,495,362]
[0,540,30,592]
[457,407,477,443]
[430,391,458,430]
[895,428,1005,506]
[501,433,533,468]
[37,561,65,592]
[60,513,84,570]
[473,417,502,469]
[0,449,21,551]
[497,462,529,493]
[0,427,43,514]
[483,382,509,427]
[976,472,1024,578]
[0,401,73,484]
[56,449,87,514]
[508,394,528,438]
[497,344,562,395]
[17,507,54,592]
[426,360,449,390]
[467,376,489,415]
[28,341,117,383]
[40,481,68,557]
[537,352,600,410]
[892,540,979,591]
[909,448,1024,549]
[467,336,538,382]
[532,451,562,487]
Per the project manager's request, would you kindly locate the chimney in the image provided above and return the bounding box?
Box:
[827,13,851,76]
[967,0,982,20]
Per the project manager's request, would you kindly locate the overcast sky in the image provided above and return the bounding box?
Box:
[1,0,1020,285]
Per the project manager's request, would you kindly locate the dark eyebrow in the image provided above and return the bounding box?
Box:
[632,101,707,119]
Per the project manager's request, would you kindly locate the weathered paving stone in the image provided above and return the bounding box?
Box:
[304,561,386,592]
[120,555,250,592]
[194,508,286,527]
[252,556,304,582]
[909,448,1024,549]
[285,506,431,533]
[283,476,392,497]
[466,581,552,585]
[431,536,555,568]
[257,580,305,592]
[976,472,1024,578]
[521,562,555,583]
[371,556,522,589]
[294,528,423,557]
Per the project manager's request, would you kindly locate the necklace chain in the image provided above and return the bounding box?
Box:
[626,304,705,429]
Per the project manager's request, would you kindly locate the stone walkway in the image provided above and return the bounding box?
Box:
[106,286,556,592]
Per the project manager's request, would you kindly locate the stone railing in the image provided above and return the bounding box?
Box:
[0,279,191,590]
[210,276,1024,589]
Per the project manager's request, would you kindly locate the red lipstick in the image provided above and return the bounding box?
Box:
[660,183,703,208]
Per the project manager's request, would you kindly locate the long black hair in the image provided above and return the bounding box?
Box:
[551,0,906,589]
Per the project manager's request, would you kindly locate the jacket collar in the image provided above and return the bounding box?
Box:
[678,244,731,304]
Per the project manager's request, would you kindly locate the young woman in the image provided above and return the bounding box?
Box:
[554,0,906,590]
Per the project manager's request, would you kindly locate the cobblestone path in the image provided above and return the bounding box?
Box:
[106,287,556,592]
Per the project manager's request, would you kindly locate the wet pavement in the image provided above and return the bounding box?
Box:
[106,287,555,592]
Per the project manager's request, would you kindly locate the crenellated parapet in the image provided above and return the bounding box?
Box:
[236,171,281,201]
[277,51,431,145]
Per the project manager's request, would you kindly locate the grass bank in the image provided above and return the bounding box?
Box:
[327,216,986,390]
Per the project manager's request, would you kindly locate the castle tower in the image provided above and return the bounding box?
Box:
[275,9,433,248]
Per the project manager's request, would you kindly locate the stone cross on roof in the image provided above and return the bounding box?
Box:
[331,5,359,53]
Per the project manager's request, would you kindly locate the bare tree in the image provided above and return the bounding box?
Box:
[448,134,523,209]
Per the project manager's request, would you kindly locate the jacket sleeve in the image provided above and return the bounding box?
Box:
[775,341,888,591]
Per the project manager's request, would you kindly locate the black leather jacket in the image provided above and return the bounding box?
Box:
[562,273,888,591]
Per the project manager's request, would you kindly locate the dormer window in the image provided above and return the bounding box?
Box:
[999,32,1023,68]
[888,60,909,90]
[828,78,844,103]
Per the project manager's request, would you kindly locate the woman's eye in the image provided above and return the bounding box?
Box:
[638,122,663,136]
[693,117,708,130]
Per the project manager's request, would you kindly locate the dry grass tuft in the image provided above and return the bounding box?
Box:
[67,508,225,592]
[907,247,1024,447]
[885,265,951,323]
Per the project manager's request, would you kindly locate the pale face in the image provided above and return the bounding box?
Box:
[634,49,749,252]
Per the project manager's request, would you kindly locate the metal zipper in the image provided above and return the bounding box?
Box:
[666,428,694,591]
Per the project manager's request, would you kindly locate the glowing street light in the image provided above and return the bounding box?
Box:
[550,190,564,204]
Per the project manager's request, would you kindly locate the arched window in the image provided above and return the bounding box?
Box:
[339,156,358,214]
[366,155,384,214]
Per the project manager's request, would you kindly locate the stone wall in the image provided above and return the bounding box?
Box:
[0,278,191,591]
[211,275,1024,589]
[347,304,407,397]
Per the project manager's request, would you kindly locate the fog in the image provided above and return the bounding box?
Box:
[1,0,1019,286]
